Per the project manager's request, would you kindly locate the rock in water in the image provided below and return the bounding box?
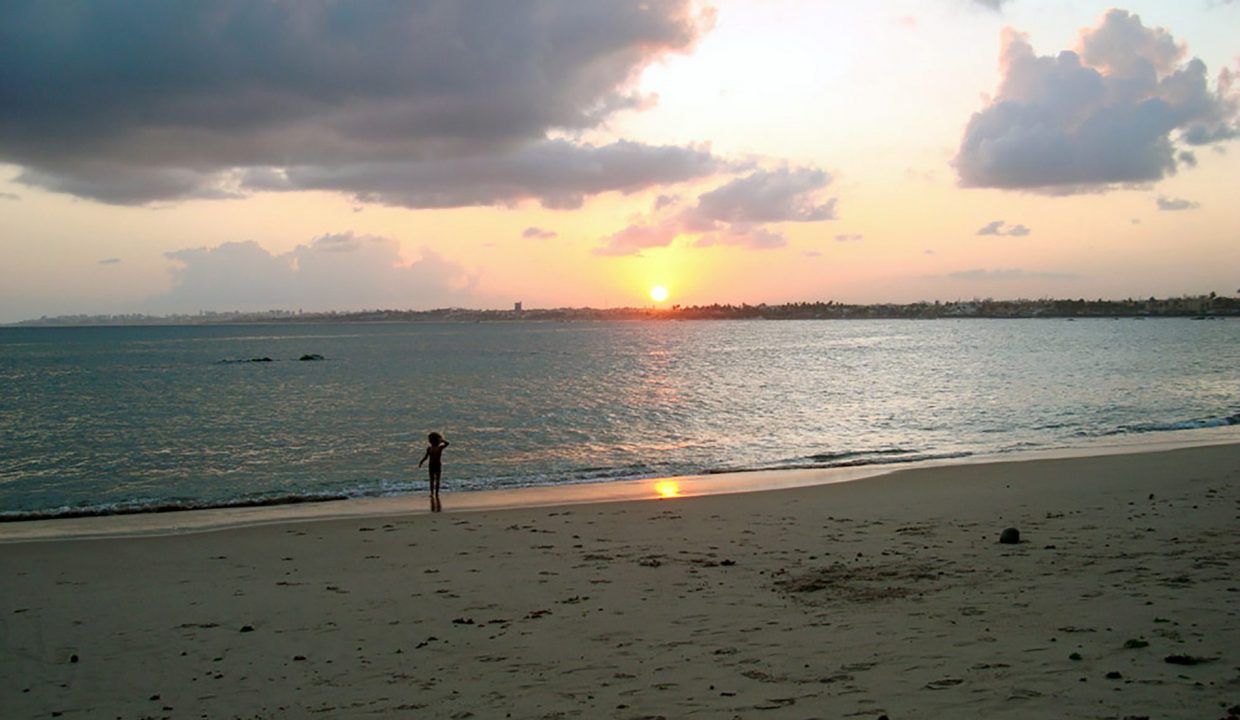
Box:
[999,527,1021,544]
[299,354,325,361]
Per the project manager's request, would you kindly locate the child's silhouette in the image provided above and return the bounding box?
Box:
[418,432,449,511]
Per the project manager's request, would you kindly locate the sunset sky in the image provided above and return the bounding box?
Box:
[2,0,1238,322]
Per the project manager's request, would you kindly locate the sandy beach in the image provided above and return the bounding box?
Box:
[3,443,1239,719]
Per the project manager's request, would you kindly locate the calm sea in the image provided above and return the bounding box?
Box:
[1,319,1237,519]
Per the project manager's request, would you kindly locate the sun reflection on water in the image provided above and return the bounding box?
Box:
[654,481,680,498]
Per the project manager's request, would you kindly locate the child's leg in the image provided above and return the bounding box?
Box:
[430,470,441,495]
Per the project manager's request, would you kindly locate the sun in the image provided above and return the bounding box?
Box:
[649,285,670,303]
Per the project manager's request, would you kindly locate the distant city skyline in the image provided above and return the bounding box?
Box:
[2,1,1238,324]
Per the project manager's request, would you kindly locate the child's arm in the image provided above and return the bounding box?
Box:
[439,439,450,448]
[418,448,430,467]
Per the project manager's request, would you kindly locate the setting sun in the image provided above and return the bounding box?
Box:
[649,285,670,303]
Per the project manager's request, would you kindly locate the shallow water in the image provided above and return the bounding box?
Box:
[1,318,1237,518]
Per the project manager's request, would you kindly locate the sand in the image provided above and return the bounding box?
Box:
[3,443,1239,719]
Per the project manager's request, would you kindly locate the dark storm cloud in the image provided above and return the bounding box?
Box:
[595,167,835,255]
[0,1,715,205]
[152,234,474,312]
[241,140,719,210]
[955,10,1239,194]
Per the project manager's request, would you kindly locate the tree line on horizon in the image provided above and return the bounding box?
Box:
[11,293,1239,326]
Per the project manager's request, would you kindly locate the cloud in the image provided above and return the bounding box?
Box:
[594,220,680,256]
[522,226,558,240]
[683,168,836,230]
[653,194,681,211]
[835,233,864,242]
[0,1,715,206]
[947,268,1078,281]
[976,220,1031,236]
[594,167,836,255]
[972,0,1011,11]
[241,139,718,210]
[98,258,121,265]
[1156,195,1200,211]
[692,224,787,250]
[955,10,1239,194]
[151,233,473,312]
[0,191,19,200]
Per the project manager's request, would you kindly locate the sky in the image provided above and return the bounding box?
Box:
[1,0,1238,322]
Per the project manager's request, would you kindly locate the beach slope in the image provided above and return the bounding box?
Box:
[3,444,1238,719]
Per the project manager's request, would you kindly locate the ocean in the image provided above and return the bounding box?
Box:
[1,318,1237,520]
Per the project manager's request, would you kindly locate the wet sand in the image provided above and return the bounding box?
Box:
[3,443,1239,719]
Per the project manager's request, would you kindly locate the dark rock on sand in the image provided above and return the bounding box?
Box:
[999,527,1021,544]
[1123,639,1149,649]
[1164,654,1217,665]
[299,354,325,361]
[1106,671,1123,679]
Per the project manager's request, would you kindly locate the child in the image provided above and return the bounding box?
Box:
[418,432,450,498]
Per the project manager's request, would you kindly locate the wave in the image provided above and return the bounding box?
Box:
[707,448,973,475]
[0,491,352,523]
[802,447,918,464]
[1097,412,1240,437]
[0,448,972,523]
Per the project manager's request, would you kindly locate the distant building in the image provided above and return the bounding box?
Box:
[514,301,523,313]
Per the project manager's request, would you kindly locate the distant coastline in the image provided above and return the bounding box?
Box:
[8,293,1239,326]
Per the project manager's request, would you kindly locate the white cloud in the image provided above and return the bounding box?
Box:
[522,227,558,240]
[683,168,836,230]
[595,167,836,256]
[955,10,1239,193]
[976,220,1031,236]
[693,224,787,250]
[594,221,679,257]
[1156,195,1200,211]
[150,233,474,312]
[947,268,1078,281]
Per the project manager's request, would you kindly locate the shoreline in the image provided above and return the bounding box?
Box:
[3,442,1237,718]
[2,425,1237,543]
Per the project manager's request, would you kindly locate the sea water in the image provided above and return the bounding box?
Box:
[1,319,1237,519]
